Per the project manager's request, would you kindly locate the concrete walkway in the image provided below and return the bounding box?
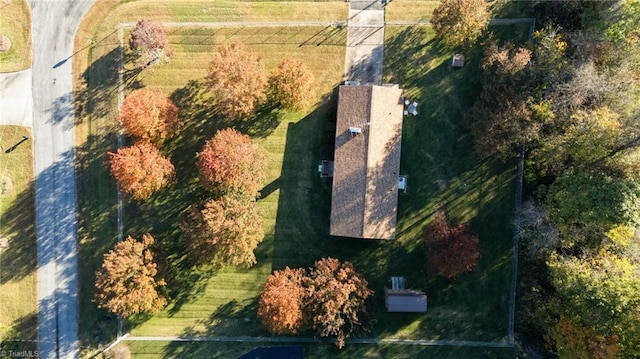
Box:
[0,69,33,127]
[344,0,385,84]
[28,0,95,358]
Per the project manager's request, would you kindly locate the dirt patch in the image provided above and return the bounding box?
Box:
[0,35,12,52]
[1,176,13,196]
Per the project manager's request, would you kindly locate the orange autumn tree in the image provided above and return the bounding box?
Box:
[119,88,180,144]
[107,142,175,200]
[258,266,307,335]
[93,234,167,318]
[196,128,267,197]
[424,213,481,279]
[268,58,315,111]
[182,195,264,268]
[205,42,267,119]
[304,258,373,349]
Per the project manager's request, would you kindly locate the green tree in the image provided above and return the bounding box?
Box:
[93,234,166,318]
[532,26,569,89]
[546,167,640,245]
[533,106,623,174]
[431,0,490,47]
[547,251,640,354]
[604,0,640,45]
[182,195,264,268]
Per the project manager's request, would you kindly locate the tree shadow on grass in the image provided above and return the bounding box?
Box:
[76,132,120,347]
[230,103,284,139]
[0,312,38,352]
[0,181,36,285]
[121,80,225,321]
[162,298,265,358]
[268,89,342,271]
[76,46,144,127]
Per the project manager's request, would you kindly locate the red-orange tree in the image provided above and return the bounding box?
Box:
[107,142,175,200]
[196,128,267,197]
[129,20,172,68]
[119,88,180,144]
[93,234,166,318]
[182,195,264,268]
[258,266,307,335]
[304,258,373,348]
[268,58,315,111]
[205,42,267,118]
[424,213,481,279]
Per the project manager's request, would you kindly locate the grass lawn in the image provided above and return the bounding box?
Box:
[126,340,515,359]
[0,0,31,72]
[384,0,440,23]
[74,1,519,357]
[0,126,37,348]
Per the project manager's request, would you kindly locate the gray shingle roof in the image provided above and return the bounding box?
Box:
[330,84,404,240]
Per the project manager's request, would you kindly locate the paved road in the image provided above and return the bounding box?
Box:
[0,70,33,127]
[28,0,95,358]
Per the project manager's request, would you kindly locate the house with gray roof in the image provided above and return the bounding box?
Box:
[329,84,404,240]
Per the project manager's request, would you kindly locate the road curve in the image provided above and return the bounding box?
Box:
[28,0,95,358]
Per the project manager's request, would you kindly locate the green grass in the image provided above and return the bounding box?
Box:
[0,0,31,72]
[126,340,516,358]
[75,1,522,357]
[384,0,439,23]
[0,126,37,347]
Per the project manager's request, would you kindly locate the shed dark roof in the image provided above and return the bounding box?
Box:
[385,289,428,313]
[330,84,404,240]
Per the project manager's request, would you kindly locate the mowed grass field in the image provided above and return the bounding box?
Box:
[74,1,516,357]
[0,0,31,72]
[0,126,37,346]
[127,340,516,359]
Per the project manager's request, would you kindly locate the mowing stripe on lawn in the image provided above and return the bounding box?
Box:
[124,335,513,348]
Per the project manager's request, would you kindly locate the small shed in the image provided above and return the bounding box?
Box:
[451,54,465,68]
[384,276,427,313]
[385,289,428,312]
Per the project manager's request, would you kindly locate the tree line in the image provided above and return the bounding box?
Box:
[93,20,316,321]
[433,0,640,357]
